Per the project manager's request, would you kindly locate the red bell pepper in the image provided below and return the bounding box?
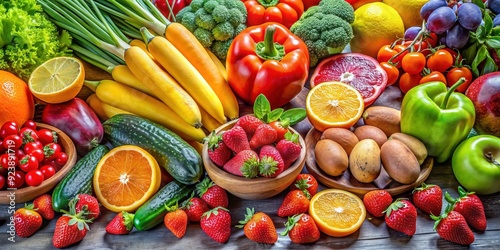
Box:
[242,0,304,29]
[154,0,192,21]
[226,22,309,109]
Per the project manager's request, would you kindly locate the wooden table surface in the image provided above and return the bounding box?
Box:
[1,85,499,250]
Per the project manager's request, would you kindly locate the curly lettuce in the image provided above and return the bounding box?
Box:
[0,0,72,81]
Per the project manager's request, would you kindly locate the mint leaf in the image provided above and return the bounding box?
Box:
[281,108,307,126]
[267,108,283,123]
[253,94,271,120]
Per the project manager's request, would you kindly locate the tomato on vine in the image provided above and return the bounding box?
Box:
[392,44,408,68]
[447,66,473,93]
[399,72,422,93]
[427,48,453,72]
[377,45,398,63]
[419,70,447,85]
[380,62,400,86]
[402,52,426,74]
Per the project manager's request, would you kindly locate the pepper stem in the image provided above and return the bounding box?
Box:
[440,77,466,109]
[255,25,285,61]
[257,0,279,7]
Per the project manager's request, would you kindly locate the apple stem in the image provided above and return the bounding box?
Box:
[484,152,500,166]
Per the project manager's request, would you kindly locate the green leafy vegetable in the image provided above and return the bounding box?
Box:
[0,0,72,81]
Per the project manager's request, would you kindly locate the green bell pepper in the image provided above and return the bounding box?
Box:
[400,79,476,163]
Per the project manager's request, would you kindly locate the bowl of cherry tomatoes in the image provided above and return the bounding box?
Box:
[0,120,77,204]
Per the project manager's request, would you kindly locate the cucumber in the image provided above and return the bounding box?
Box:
[133,180,195,231]
[102,114,203,184]
[52,145,109,212]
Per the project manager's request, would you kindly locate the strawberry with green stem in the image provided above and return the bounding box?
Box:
[363,190,393,218]
[259,145,285,177]
[412,183,443,216]
[106,211,134,235]
[445,186,487,231]
[200,206,232,243]
[204,131,232,167]
[196,177,229,208]
[74,194,100,221]
[281,213,320,244]
[164,203,188,239]
[14,204,43,238]
[236,207,277,244]
[222,149,260,178]
[53,198,93,248]
[290,173,318,197]
[277,189,310,218]
[431,204,475,245]
[276,131,302,169]
[384,198,417,236]
[182,195,210,223]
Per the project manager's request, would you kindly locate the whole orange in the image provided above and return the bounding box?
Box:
[0,70,35,126]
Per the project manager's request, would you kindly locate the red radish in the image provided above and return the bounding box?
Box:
[310,53,388,107]
[42,98,103,155]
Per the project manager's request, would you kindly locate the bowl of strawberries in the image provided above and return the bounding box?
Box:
[202,95,307,200]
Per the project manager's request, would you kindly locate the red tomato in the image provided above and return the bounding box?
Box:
[392,44,408,68]
[43,143,62,160]
[41,158,59,170]
[402,52,426,74]
[377,45,398,63]
[3,135,22,149]
[15,149,25,162]
[403,40,430,56]
[0,121,19,139]
[40,165,56,179]
[19,155,39,173]
[22,120,37,130]
[427,49,454,72]
[268,121,289,142]
[380,62,400,86]
[290,173,319,196]
[19,127,39,142]
[23,141,43,155]
[0,153,15,169]
[419,71,447,85]
[425,32,439,47]
[7,171,25,188]
[0,175,5,189]
[25,169,44,187]
[446,67,473,93]
[29,149,45,163]
[399,73,422,93]
[55,152,68,166]
[37,129,57,145]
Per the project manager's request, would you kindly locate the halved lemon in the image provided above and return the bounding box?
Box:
[28,56,85,104]
[309,189,366,237]
[306,81,365,132]
[93,145,162,212]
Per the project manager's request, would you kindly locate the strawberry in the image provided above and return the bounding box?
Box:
[106,211,134,235]
[236,207,277,244]
[182,196,210,222]
[258,145,285,177]
[74,194,100,221]
[164,205,188,239]
[277,189,310,218]
[276,132,302,169]
[222,125,250,153]
[290,173,318,197]
[222,149,260,178]
[196,177,229,208]
[384,198,417,236]
[234,114,264,139]
[412,183,443,216]
[249,123,277,149]
[52,199,92,248]
[281,213,320,244]
[33,194,55,220]
[363,190,393,218]
[204,131,232,167]
[14,204,43,238]
[431,205,475,245]
[200,206,232,243]
[445,186,487,231]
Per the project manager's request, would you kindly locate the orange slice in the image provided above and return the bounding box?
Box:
[28,56,85,104]
[309,189,366,237]
[93,145,162,212]
[306,81,364,132]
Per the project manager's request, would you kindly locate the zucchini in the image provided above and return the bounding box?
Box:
[52,145,109,212]
[133,180,195,231]
[102,114,204,184]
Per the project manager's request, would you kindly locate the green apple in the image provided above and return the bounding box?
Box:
[452,135,500,195]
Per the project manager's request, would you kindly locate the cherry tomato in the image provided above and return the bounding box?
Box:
[22,120,37,130]
[19,155,39,173]
[0,175,5,189]
[392,44,408,68]
[268,121,289,142]
[377,45,398,63]
[23,141,43,155]
[427,49,454,72]
[0,121,19,139]
[419,71,447,85]
[3,135,22,149]
[37,129,57,145]
[40,165,57,179]
[55,152,69,166]
[19,127,39,143]
[446,67,473,93]
[41,158,59,170]
[29,149,45,163]
[425,32,439,47]
[380,62,400,86]
[25,169,44,187]
[0,153,16,169]
[402,52,426,74]
[399,73,422,93]
[43,143,62,160]
[14,149,25,163]
[403,40,430,56]
[7,171,25,189]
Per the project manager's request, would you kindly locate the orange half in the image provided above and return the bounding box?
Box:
[306,81,364,131]
[309,189,366,237]
[93,145,161,212]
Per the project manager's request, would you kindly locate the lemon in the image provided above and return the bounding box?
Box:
[383,0,428,29]
[28,56,85,104]
[350,2,405,58]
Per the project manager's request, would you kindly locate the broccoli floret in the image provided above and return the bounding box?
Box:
[290,0,354,67]
[176,0,247,61]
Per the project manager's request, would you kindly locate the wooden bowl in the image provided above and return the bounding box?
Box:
[0,123,77,204]
[305,128,433,197]
[202,119,306,200]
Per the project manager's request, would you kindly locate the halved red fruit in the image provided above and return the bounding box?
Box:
[310,53,388,107]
